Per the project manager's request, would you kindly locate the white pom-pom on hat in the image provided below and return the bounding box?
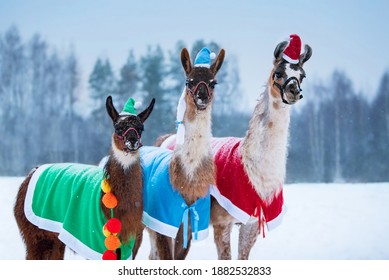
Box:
[210,52,216,60]
[134,101,142,110]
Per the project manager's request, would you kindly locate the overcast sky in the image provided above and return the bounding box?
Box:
[1,0,388,109]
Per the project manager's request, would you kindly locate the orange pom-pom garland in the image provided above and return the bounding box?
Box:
[102,192,118,209]
[105,235,121,251]
[101,177,121,260]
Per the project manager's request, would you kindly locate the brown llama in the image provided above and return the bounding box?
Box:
[162,34,312,259]
[14,96,155,260]
[142,47,225,260]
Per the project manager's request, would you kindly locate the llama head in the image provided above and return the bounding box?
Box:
[271,37,312,105]
[180,47,225,111]
[106,96,155,153]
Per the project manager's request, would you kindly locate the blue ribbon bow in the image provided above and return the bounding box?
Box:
[181,203,200,249]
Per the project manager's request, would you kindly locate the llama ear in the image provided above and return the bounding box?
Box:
[106,96,119,123]
[181,48,192,76]
[274,41,288,62]
[138,98,155,123]
[210,49,225,75]
[299,44,312,66]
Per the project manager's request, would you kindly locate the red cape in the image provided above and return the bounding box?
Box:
[163,136,284,230]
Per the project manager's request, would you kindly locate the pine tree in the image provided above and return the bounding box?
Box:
[0,26,28,174]
[165,40,186,110]
[89,58,116,111]
[88,58,117,162]
[117,50,139,107]
[0,27,83,175]
[369,71,389,181]
[139,45,168,144]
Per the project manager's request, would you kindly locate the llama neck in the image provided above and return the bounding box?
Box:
[241,80,291,199]
[106,151,142,198]
[104,142,143,240]
[175,105,213,180]
[111,138,139,170]
[170,100,215,204]
[109,139,142,195]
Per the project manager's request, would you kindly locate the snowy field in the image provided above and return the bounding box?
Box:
[1,177,389,260]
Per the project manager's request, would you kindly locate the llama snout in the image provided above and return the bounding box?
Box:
[125,139,141,151]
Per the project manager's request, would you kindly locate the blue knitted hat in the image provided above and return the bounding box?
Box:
[194,47,216,68]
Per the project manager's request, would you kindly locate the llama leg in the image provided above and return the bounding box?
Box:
[212,223,233,260]
[146,228,159,260]
[25,231,65,260]
[238,222,259,260]
[173,222,192,260]
[26,238,51,260]
[211,199,234,259]
[49,237,66,259]
[147,229,173,260]
[131,228,144,260]
[14,173,64,260]
[155,233,173,259]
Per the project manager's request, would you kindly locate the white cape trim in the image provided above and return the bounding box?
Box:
[209,185,251,224]
[210,185,287,234]
[142,211,209,241]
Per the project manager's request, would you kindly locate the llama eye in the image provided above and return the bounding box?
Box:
[275,72,283,79]
[209,80,217,89]
[186,79,195,87]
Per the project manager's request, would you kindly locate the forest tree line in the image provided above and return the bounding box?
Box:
[1,26,388,183]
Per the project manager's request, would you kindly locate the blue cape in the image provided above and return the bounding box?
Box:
[140,146,210,246]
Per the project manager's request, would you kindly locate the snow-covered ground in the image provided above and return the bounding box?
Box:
[1,177,389,260]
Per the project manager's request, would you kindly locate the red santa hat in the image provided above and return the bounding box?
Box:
[282,34,301,64]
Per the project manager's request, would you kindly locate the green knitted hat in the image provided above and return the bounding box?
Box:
[120,98,141,116]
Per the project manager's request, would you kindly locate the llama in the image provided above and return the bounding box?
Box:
[162,34,312,259]
[210,34,312,259]
[142,47,225,260]
[13,96,155,260]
